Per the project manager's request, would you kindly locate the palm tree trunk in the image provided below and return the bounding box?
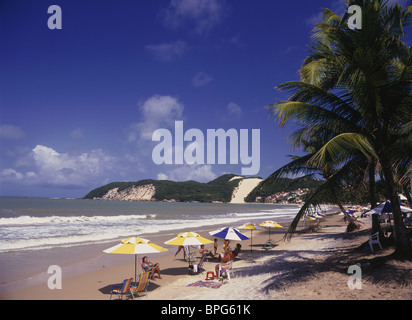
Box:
[368,159,377,209]
[368,159,383,238]
[381,157,411,257]
[403,182,412,207]
[337,203,351,221]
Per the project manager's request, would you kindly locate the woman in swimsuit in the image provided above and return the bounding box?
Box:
[141,256,162,280]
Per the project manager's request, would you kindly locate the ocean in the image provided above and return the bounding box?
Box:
[0,197,329,293]
[0,196,305,253]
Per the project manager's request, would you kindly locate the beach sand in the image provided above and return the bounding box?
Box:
[1,213,411,300]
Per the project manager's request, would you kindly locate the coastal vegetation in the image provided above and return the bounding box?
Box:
[84,174,242,203]
[264,0,412,257]
[245,177,322,202]
[83,174,322,204]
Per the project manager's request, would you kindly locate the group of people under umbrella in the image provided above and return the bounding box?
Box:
[102,220,285,285]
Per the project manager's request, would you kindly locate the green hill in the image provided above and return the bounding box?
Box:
[83,174,241,203]
[244,177,323,202]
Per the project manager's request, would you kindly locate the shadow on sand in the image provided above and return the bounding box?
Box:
[234,227,411,293]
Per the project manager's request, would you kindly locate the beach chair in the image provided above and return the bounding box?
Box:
[129,272,150,300]
[218,261,233,281]
[263,239,280,251]
[369,232,382,252]
[263,240,274,251]
[198,253,207,270]
[110,277,133,300]
[191,253,207,274]
[183,246,196,264]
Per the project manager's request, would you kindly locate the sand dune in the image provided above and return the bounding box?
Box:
[230,177,262,204]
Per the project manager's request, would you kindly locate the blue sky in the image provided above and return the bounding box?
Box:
[0,0,409,198]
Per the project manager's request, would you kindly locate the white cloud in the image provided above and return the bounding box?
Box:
[192,71,213,87]
[161,0,228,35]
[145,40,189,61]
[70,128,85,139]
[0,124,25,140]
[226,102,242,118]
[0,168,24,181]
[127,95,184,143]
[157,173,169,180]
[218,102,242,122]
[0,145,117,188]
[160,164,216,182]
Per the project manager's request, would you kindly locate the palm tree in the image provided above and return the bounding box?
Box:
[267,0,412,256]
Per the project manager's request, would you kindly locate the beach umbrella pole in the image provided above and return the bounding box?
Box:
[135,255,137,283]
[250,230,253,252]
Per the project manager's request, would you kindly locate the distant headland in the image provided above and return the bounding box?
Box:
[83,174,322,204]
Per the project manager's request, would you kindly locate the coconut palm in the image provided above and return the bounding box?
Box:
[262,120,373,238]
[267,0,412,256]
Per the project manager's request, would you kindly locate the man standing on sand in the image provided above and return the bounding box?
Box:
[213,238,218,256]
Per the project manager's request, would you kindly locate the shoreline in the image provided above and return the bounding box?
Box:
[1,209,411,300]
[0,204,318,299]
[0,201,309,291]
[0,217,291,299]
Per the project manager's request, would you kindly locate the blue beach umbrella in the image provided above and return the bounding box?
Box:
[209,227,249,241]
[366,201,412,215]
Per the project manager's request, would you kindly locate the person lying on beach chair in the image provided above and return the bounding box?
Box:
[141,256,162,280]
[263,239,279,251]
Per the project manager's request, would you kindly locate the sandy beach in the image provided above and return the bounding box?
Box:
[1,211,411,300]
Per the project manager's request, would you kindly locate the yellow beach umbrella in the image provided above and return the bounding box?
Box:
[238,222,265,252]
[259,220,284,242]
[299,215,316,229]
[164,231,213,265]
[103,236,168,282]
[164,231,213,246]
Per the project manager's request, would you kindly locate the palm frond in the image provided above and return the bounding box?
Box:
[262,153,318,188]
[308,133,377,167]
[284,159,368,240]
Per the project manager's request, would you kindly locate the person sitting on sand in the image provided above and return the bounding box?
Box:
[199,244,214,258]
[222,239,231,252]
[141,256,162,280]
[215,244,241,278]
[218,239,234,260]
